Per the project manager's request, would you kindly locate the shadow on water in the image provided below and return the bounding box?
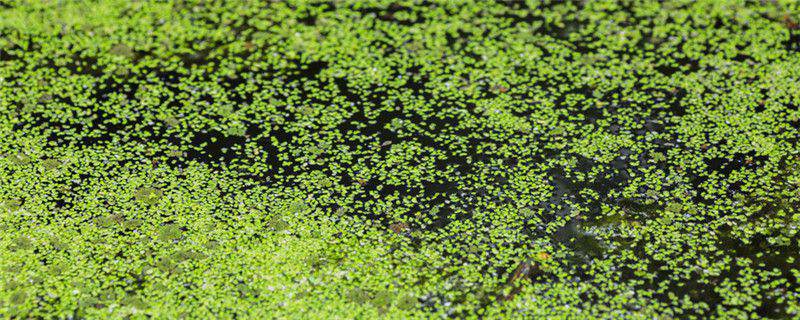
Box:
[786,28,800,52]
[704,151,769,175]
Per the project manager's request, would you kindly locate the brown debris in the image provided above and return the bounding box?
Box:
[389,222,410,234]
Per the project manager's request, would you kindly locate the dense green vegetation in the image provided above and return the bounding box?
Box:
[1,0,799,318]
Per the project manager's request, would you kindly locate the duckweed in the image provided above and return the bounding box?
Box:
[1,0,799,318]
[157,225,182,242]
[134,187,163,205]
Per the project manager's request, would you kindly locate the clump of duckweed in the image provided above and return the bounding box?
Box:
[395,294,419,311]
[225,122,247,137]
[8,153,31,166]
[120,294,147,311]
[134,187,163,205]
[41,158,61,171]
[8,290,27,306]
[122,218,143,230]
[157,225,182,242]
[268,216,290,232]
[10,236,32,251]
[0,198,22,213]
[371,290,395,313]
[1,0,799,318]
[109,43,134,59]
[346,288,372,305]
[94,214,122,228]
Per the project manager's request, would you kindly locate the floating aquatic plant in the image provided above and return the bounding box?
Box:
[0,0,799,318]
[134,187,163,206]
[109,43,134,59]
[157,225,182,242]
[10,236,32,251]
[267,215,290,232]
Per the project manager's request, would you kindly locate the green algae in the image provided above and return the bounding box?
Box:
[1,0,800,318]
